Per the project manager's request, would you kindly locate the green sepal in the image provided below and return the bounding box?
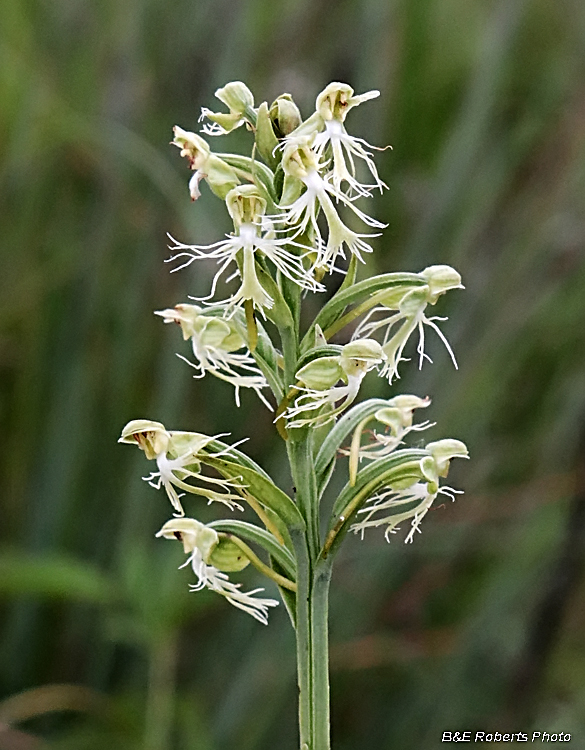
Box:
[208,520,296,580]
[300,273,426,352]
[294,345,344,374]
[208,537,250,572]
[216,152,277,207]
[255,102,280,171]
[280,173,303,206]
[203,456,305,530]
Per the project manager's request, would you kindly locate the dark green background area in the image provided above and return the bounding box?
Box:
[1,0,584,747]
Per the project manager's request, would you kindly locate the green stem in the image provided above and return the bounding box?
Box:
[291,528,313,749]
[311,560,333,750]
[144,633,177,750]
[288,437,320,563]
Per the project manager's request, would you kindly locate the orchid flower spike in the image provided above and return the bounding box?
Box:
[279,138,386,273]
[119,420,246,516]
[167,185,324,315]
[352,265,464,382]
[155,303,272,409]
[199,82,256,136]
[157,518,278,624]
[285,339,385,428]
[172,126,239,200]
[351,439,469,542]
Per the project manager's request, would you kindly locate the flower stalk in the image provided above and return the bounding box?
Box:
[120,81,469,750]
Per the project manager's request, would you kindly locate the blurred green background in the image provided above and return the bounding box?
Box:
[1,0,585,747]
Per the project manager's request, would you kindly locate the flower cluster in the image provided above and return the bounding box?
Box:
[120,81,469,626]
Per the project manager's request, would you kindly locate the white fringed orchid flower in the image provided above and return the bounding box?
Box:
[283,83,387,197]
[167,185,323,314]
[351,439,468,542]
[119,421,245,516]
[344,395,434,485]
[353,265,464,382]
[157,518,278,624]
[280,139,385,272]
[155,303,272,408]
[285,339,385,428]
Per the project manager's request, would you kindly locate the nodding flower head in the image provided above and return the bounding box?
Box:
[119,422,246,516]
[157,517,278,624]
[351,439,468,543]
[155,303,272,408]
[285,339,384,428]
[199,81,255,135]
[269,94,302,137]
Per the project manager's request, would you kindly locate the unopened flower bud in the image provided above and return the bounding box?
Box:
[270,94,302,137]
[119,419,170,460]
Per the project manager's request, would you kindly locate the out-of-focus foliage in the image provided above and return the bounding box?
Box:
[1,0,584,747]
